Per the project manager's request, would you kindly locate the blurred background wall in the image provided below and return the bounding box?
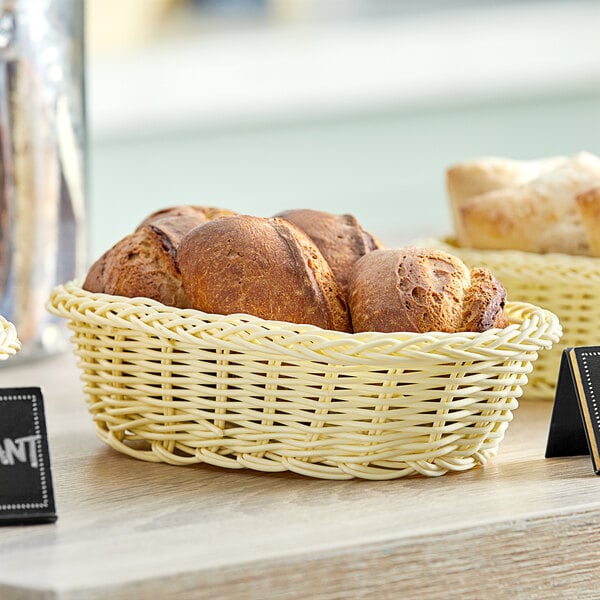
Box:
[85,0,600,260]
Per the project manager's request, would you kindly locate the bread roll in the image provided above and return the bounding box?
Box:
[460,267,509,331]
[137,205,236,229]
[178,215,352,332]
[459,152,600,254]
[275,208,383,297]
[83,213,207,307]
[447,155,565,246]
[576,187,600,257]
[348,247,507,334]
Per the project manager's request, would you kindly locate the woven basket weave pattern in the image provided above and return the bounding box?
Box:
[0,315,20,360]
[48,282,561,480]
[428,239,597,400]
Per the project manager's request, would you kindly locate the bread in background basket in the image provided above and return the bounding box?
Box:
[447,151,600,255]
[0,315,20,360]
[46,205,561,479]
[426,151,600,399]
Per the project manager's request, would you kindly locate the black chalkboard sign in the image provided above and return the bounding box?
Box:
[546,348,600,475]
[0,387,57,524]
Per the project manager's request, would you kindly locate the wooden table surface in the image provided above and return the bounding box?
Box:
[1,350,599,599]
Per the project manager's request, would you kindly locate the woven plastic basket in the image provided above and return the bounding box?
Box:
[0,315,20,360]
[47,281,561,480]
[427,237,598,400]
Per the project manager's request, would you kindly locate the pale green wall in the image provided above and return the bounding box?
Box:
[89,90,600,261]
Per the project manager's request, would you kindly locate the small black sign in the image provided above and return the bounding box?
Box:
[546,348,600,475]
[0,387,57,524]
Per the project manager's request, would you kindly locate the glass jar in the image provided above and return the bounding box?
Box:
[0,0,86,362]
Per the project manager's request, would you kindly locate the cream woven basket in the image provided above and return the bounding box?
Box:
[427,238,598,400]
[47,281,561,480]
[0,315,20,361]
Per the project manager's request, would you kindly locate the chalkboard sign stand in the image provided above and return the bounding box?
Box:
[545,348,600,475]
[0,387,57,525]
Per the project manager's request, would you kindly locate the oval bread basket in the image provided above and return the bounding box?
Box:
[427,237,597,400]
[0,315,20,360]
[48,281,561,480]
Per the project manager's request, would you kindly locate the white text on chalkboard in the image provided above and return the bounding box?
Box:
[0,435,40,468]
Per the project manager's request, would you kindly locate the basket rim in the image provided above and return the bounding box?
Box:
[0,315,20,359]
[47,281,562,364]
[425,236,600,280]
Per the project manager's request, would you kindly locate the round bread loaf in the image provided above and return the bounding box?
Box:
[275,208,383,296]
[83,213,207,308]
[178,214,352,332]
[348,247,508,333]
[137,205,236,229]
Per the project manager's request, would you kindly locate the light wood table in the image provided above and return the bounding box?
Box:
[1,351,599,599]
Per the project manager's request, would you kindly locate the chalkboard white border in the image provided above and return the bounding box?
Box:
[572,350,600,469]
[0,391,50,511]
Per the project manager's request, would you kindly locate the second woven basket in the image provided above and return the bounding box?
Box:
[427,238,598,400]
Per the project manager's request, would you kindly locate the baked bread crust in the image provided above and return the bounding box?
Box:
[576,187,600,257]
[137,205,236,229]
[459,267,508,332]
[447,156,566,246]
[178,215,352,332]
[83,213,208,307]
[348,247,507,334]
[275,208,383,297]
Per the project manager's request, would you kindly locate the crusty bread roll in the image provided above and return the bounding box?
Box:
[348,247,507,334]
[178,215,352,332]
[137,205,236,229]
[576,187,600,257]
[83,213,207,307]
[447,155,566,247]
[460,267,509,331]
[274,208,383,297]
[459,152,600,255]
